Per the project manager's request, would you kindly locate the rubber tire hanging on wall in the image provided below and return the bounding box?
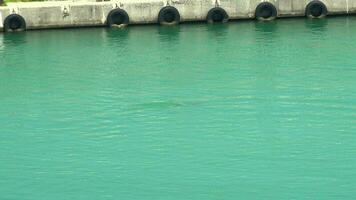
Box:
[3,14,26,32]
[107,8,130,27]
[305,1,327,18]
[206,7,229,23]
[158,6,180,25]
[255,2,277,21]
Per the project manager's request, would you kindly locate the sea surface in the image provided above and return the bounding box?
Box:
[1,17,356,199]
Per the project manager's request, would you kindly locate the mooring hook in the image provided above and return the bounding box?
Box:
[215,0,220,7]
[63,7,70,17]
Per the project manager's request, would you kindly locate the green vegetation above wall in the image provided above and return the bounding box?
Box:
[1,0,44,6]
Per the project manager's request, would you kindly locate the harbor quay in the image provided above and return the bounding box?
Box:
[0,0,355,32]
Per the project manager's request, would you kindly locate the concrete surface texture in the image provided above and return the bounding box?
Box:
[0,0,354,31]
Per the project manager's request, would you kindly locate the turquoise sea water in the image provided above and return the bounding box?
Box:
[1,17,356,199]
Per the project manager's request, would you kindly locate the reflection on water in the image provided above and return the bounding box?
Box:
[254,20,278,34]
[0,34,3,52]
[158,25,181,41]
[2,31,28,45]
[105,27,130,43]
[206,23,229,39]
[1,17,356,200]
[304,18,328,30]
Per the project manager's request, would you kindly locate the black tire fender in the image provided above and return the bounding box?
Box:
[255,2,277,21]
[206,7,229,23]
[305,1,328,19]
[4,14,26,32]
[158,6,180,26]
[107,8,130,27]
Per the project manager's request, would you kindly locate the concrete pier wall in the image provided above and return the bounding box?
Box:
[0,0,355,32]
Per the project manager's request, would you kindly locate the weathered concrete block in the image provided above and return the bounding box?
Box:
[70,4,105,25]
[121,0,164,23]
[349,0,356,13]
[278,0,303,17]
[321,0,348,14]
[19,6,64,28]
